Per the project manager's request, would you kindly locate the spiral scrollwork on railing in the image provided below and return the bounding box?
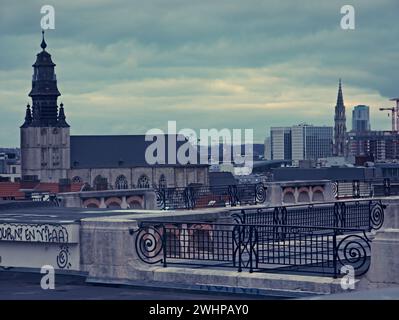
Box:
[255,183,266,204]
[369,201,384,231]
[231,210,245,224]
[155,188,166,210]
[336,233,370,276]
[134,225,164,264]
[332,181,339,199]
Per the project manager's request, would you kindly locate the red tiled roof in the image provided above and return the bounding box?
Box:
[0,182,25,199]
[0,181,84,199]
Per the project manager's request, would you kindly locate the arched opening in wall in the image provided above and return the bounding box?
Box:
[93,175,108,191]
[83,198,101,208]
[129,201,143,209]
[107,202,121,209]
[105,197,122,209]
[159,174,167,189]
[137,175,150,189]
[72,176,82,183]
[115,175,128,190]
[312,190,324,202]
[283,192,295,204]
[127,195,143,209]
[298,191,310,203]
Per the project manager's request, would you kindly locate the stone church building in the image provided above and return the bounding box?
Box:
[20,32,209,190]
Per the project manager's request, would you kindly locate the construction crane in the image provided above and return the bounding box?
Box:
[379,107,396,131]
[379,98,399,132]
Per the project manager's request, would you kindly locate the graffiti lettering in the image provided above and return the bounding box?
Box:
[0,223,69,243]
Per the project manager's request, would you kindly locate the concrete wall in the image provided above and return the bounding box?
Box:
[361,197,399,288]
[0,222,79,270]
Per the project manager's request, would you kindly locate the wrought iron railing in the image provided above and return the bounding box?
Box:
[232,199,385,232]
[131,220,373,277]
[333,178,399,199]
[155,183,267,210]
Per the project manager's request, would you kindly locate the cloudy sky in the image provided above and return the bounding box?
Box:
[0,0,398,146]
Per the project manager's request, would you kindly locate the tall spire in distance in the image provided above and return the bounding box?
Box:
[40,30,47,50]
[333,79,347,156]
[337,78,344,106]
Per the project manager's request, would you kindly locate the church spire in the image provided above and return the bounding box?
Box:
[333,79,347,156]
[40,30,47,50]
[336,78,344,107]
[26,31,61,127]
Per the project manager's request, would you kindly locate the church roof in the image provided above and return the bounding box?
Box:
[70,135,208,169]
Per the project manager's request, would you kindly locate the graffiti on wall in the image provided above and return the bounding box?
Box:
[0,223,69,243]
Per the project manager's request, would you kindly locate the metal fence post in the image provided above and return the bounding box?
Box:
[333,229,338,279]
[162,225,167,267]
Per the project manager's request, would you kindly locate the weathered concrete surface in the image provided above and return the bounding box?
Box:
[360,197,399,289]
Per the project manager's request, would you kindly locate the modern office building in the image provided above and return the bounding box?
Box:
[291,124,333,161]
[268,125,333,162]
[270,127,292,160]
[352,105,371,132]
[264,136,271,160]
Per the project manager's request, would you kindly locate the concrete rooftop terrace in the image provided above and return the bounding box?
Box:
[0,200,238,224]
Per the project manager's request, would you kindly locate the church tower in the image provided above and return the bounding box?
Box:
[20,31,70,182]
[333,79,347,157]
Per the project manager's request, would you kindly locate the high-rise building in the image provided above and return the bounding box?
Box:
[291,124,333,161]
[333,79,347,156]
[352,105,370,132]
[270,127,292,160]
[268,125,333,161]
[264,136,271,160]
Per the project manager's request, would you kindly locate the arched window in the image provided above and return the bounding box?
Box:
[93,175,107,191]
[72,176,82,184]
[137,175,150,189]
[115,175,128,189]
[159,174,167,189]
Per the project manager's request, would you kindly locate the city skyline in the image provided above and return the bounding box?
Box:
[1,0,398,146]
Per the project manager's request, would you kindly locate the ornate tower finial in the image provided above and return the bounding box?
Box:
[40,30,47,50]
[58,102,70,127]
[21,104,33,128]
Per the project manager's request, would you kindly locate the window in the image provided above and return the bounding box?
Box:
[137,175,150,189]
[93,175,107,191]
[115,175,128,189]
[72,176,82,183]
[159,174,167,189]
